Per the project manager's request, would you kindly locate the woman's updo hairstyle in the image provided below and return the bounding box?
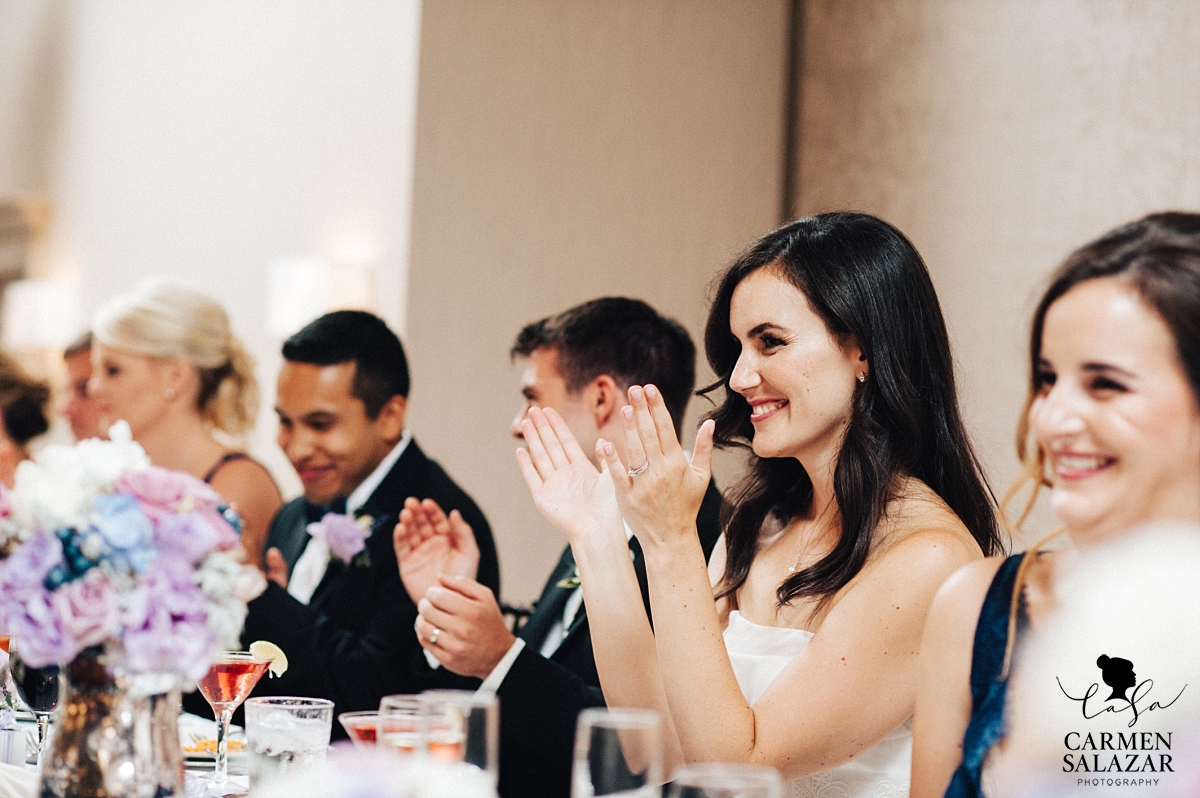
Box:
[92,279,258,436]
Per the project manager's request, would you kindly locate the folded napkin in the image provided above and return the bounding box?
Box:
[0,762,35,798]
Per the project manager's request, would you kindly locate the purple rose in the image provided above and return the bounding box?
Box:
[0,530,63,601]
[153,512,222,563]
[113,467,222,522]
[121,557,214,679]
[4,592,74,667]
[308,513,371,564]
[50,569,118,651]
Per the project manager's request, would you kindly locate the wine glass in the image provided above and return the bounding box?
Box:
[417,689,499,783]
[667,763,783,798]
[8,639,60,767]
[196,651,269,785]
[572,707,662,797]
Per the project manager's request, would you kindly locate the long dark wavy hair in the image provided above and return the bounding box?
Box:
[703,212,1002,611]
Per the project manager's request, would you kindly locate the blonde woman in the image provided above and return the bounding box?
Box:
[90,279,281,568]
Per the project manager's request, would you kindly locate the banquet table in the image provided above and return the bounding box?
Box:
[0,713,251,798]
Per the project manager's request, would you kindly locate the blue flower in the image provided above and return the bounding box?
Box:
[90,493,153,551]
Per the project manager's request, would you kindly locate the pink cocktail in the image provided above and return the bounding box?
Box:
[198,652,269,785]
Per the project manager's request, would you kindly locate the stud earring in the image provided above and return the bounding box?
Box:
[164,388,176,400]
[857,372,866,383]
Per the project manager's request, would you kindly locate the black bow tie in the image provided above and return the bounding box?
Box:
[303,497,348,525]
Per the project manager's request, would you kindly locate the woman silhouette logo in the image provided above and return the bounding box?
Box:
[1096,655,1137,702]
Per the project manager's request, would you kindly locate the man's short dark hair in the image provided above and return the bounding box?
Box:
[512,298,696,433]
[282,310,410,417]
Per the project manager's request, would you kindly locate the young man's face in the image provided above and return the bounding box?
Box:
[511,347,604,465]
[275,361,406,505]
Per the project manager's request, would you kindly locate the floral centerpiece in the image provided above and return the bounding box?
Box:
[0,422,265,797]
[0,422,264,678]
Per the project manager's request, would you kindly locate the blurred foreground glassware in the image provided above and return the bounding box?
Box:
[197,651,269,786]
[8,639,59,767]
[418,689,499,783]
[667,763,783,798]
[338,710,380,747]
[572,707,662,797]
[378,695,423,756]
[246,696,334,790]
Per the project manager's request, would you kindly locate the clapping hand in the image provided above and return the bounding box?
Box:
[599,385,714,548]
[516,406,624,544]
[393,498,481,605]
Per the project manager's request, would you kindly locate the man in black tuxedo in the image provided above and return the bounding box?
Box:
[394,298,721,797]
[235,310,499,730]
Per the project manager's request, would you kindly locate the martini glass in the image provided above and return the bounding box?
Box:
[8,639,59,767]
[197,651,269,786]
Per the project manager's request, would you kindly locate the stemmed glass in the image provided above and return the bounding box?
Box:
[8,638,60,767]
[196,651,269,786]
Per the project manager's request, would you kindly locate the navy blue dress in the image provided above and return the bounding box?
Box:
[944,554,1027,797]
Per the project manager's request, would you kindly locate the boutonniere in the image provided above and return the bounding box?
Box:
[555,565,580,590]
[307,513,374,567]
[554,548,635,589]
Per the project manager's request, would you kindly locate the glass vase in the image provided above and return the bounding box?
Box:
[39,651,185,798]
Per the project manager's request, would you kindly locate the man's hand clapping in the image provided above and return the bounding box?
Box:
[393,497,480,605]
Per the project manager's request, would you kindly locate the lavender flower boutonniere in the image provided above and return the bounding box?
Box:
[308,513,373,568]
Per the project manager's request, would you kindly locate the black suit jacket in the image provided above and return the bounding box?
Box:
[493,481,724,798]
[226,438,500,734]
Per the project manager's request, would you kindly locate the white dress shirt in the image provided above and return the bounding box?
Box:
[288,431,412,605]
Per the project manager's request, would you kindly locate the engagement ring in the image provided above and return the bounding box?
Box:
[627,462,649,477]
[429,627,441,645]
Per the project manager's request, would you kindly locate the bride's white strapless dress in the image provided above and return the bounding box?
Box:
[724,610,912,798]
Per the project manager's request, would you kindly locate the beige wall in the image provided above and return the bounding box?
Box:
[796,0,1200,545]
[406,0,790,600]
[0,0,424,492]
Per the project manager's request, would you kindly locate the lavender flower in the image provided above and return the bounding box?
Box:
[50,568,118,651]
[121,557,214,681]
[308,513,372,564]
[154,512,222,564]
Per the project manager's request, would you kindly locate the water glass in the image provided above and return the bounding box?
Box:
[378,694,423,756]
[245,696,333,789]
[572,707,662,797]
[667,763,783,798]
[418,689,499,782]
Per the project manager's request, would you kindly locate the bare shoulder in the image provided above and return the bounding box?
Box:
[873,479,988,573]
[209,454,283,503]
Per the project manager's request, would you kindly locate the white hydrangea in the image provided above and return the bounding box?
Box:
[12,422,150,532]
[196,550,266,649]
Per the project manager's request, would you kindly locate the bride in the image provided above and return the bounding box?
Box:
[517,212,1001,795]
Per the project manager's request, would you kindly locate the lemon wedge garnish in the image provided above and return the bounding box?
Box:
[249,640,289,678]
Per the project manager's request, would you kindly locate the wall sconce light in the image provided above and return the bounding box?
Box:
[265,256,376,338]
[1,278,82,350]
